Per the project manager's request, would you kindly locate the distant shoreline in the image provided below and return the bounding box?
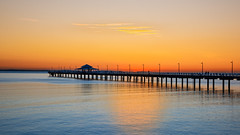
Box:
[0,69,48,72]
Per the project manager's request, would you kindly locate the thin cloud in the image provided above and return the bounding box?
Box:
[113,26,151,30]
[72,22,159,35]
[116,26,158,35]
[20,18,39,22]
[72,23,132,26]
[118,29,157,35]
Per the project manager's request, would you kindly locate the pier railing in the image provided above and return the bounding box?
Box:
[48,70,240,93]
[49,70,240,77]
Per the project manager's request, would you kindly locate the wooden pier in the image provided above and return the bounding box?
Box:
[48,70,240,93]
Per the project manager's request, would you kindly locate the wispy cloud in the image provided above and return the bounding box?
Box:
[115,26,157,35]
[72,23,132,26]
[72,22,158,35]
[117,29,157,34]
[113,26,151,30]
[20,18,39,22]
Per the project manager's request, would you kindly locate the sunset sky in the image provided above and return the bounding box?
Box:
[0,0,240,72]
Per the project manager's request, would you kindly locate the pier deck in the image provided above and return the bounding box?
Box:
[48,70,240,93]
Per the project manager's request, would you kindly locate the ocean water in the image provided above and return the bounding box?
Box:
[0,71,240,135]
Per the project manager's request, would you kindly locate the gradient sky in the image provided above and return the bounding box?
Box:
[0,0,240,72]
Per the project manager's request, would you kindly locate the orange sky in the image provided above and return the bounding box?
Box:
[0,0,240,72]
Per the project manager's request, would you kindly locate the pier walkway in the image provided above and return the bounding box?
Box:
[48,70,240,93]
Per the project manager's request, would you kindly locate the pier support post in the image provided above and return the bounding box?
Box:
[228,80,230,93]
[199,79,201,91]
[213,79,215,91]
[157,77,159,86]
[186,78,188,90]
[222,79,225,92]
[182,78,184,89]
[166,77,167,88]
[176,78,178,89]
[171,78,173,88]
[161,77,163,87]
[151,77,154,84]
[193,78,196,91]
[207,79,209,91]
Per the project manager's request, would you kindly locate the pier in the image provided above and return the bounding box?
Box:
[48,70,240,93]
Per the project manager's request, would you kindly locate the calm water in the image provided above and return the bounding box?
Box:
[0,71,240,135]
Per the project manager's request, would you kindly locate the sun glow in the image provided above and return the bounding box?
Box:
[0,0,240,72]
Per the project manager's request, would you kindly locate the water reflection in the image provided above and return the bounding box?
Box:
[0,72,240,134]
[107,83,166,134]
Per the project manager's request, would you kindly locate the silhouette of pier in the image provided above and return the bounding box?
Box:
[48,70,240,93]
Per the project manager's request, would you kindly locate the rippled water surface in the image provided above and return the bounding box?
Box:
[0,71,240,135]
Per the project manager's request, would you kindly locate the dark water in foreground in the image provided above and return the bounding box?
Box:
[0,71,240,135]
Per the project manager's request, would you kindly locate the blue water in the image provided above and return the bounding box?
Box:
[0,71,240,135]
